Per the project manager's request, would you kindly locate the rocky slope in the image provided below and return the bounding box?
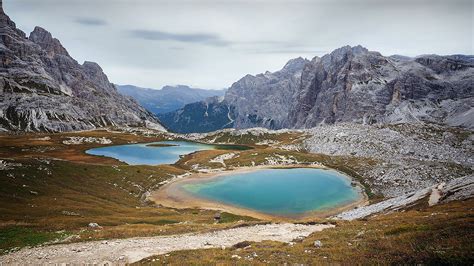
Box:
[162,46,473,133]
[117,84,225,114]
[303,123,473,197]
[0,3,165,132]
[159,57,308,133]
[158,96,235,133]
[289,46,474,129]
[336,174,473,220]
[225,57,308,129]
[179,122,472,198]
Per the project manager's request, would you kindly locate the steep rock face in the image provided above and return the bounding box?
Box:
[159,57,308,133]
[117,84,226,114]
[28,26,69,57]
[226,57,308,129]
[0,3,165,132]
[148,45,473,133]
[288,46,474,129]
[159,57,309,133]
[158,96,235,133]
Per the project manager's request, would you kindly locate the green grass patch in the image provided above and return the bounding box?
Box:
[218,212,257,223]
[0,227,69,254]
[130,220,179,226]
[385,224,432,235]
[212,144,253,151]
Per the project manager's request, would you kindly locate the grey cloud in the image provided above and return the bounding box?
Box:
[253,49,328,54]
[8,0,471,89]
[234,42,328,55]
[129,30,230,46]
[169,46,185,50]
[75,17,107,26]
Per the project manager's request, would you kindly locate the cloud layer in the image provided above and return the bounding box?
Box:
[75,17,107,26]
[5,0,473,90]
[129,30,229,46]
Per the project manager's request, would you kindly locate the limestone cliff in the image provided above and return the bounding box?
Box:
[0,3,165,132]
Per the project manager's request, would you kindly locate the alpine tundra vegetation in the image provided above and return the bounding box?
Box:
[0,0,473,264]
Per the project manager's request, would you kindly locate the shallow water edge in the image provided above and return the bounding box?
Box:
[150,165,369,221]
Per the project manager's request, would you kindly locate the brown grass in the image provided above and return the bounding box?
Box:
[1,129,472,264]
[136,199,474,265]
[0,131,258,252]
[0,129,167,165]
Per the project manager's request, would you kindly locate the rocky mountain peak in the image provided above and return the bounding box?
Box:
[156,45,474,133]
[326,45,368,60]
[29,26,69,56]
[0,0,6,18]
[317,45,371,71]
[82,61,114,91]
[282,57,309,72]
[0,0,26,38]
[351,45,369,54]
[83,61,103,73]
[0,5,165,132]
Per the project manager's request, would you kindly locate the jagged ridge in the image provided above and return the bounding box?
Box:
[0,2,165,132]
[161,46,473,133]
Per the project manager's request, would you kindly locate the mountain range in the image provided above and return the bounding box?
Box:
[0,0,472,134]
[160,46,473,133]
[116,84,225,115]
[0,3,165,132]
[157,96,235,133]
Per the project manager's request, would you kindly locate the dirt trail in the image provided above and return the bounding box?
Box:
[0,223,333,265]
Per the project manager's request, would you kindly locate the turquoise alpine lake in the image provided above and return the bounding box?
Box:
[85,140,251,165]
[180,168,361,216]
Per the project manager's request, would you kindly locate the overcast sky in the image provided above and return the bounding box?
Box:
[5,0,473,89]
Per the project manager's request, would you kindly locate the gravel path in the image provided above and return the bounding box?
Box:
[0,223,333,265]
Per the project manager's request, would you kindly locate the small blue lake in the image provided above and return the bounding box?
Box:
[181,168,361,217]
[86,141,250,165]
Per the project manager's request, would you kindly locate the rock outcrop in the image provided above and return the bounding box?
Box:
[336,175,474,220]
[0,3,165,132]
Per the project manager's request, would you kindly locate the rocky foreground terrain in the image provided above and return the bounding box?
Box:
[304,123,473,197]
[0,123,472,264]
[337,174,473,220]
[0,223,333,264]
[181,122,473,200]
[0,3,165,132]
[161,46,473,133]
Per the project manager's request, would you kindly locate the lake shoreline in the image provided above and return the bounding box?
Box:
[150,165,369,221]
[85,140,251,165]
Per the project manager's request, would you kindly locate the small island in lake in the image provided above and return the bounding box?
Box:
[146,143,179,147]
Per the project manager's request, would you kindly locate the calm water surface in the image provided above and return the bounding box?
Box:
[182,168,360,216]
[87,142,360,216]
[86,140,250,165]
